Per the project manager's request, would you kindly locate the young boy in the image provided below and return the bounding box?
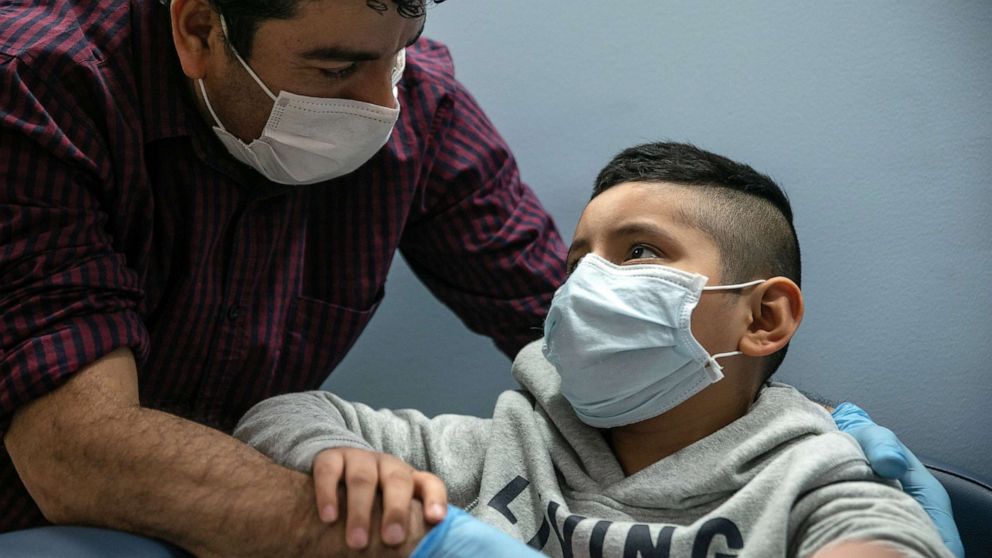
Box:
[234,143,950,557]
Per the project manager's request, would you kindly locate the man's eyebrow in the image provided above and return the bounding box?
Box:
[300,20,425,62]
[405,19,426,47]
[299,46,381,62]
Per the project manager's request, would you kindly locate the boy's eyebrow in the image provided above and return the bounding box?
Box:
[566,221,683,265]
[567,238,590,263]
[611,221,683,247]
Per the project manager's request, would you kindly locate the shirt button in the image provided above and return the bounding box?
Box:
[227,305,241,321]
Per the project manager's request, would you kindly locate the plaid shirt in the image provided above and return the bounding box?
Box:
[0,0,565,531]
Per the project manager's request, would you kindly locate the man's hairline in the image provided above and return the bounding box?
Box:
[212,0,427,60]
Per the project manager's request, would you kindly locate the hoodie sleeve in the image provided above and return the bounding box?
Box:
[233,391,492,506]
[789,480,953,558]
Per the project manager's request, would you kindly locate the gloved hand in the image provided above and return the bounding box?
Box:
[832,402,964,558]
[410,506,545,558]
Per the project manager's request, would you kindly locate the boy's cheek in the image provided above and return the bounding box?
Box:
[689,304,730,353]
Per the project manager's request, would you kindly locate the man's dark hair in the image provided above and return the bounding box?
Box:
[593,142,801,379]
[208,0,443,59]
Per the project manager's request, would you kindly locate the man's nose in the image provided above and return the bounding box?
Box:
[342,68,396,108]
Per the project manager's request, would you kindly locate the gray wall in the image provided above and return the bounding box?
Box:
[326,2,992,481]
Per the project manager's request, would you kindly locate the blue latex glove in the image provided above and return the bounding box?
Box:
[410,506,544,558]
[832,402,964,558]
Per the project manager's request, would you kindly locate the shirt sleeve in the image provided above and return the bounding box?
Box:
[0,54,148,439]
[233,391,492,507]
[789,480,953,558]
[399,69,567,359]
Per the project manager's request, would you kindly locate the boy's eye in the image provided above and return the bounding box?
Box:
[626,245,662,261]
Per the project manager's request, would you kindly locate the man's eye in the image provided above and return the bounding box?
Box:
[627,245,662,261]
[319,64,359,80]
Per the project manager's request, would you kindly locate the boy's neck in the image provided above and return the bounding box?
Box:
[607,380,757,476]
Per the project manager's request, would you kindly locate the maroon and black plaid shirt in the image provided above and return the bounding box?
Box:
[0,0,565,531]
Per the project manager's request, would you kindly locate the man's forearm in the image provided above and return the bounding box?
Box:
[6,350,421,557]
[46,406,330,556]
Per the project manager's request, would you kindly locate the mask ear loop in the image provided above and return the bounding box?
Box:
[701,279,766,292]
[219,14,278,101]
[197,13,279,131]
[702,278,767,368]
[710,351,743,364]
[198,79,227,130]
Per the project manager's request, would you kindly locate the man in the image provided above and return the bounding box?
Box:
[1,0,561,555]
[0,1,960,557]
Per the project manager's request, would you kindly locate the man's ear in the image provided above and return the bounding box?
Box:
[170,0,218,79]
[739,277,804,357]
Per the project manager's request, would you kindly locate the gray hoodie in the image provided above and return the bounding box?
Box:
[234,341,949,558]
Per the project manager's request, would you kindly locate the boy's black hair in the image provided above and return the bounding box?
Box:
[593,142,801,378]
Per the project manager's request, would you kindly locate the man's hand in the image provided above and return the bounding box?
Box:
[313,448,448,550]
[832,402,965,558]
[5,348,428,558]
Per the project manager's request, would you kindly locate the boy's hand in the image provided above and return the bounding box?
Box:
[312,447,449,550]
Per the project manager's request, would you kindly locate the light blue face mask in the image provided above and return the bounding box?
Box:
[542,254,764,428]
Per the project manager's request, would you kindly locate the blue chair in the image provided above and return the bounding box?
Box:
[923,458,992,558]
[0,526,192,557]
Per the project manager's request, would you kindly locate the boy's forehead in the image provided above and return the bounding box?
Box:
[568,181,725,279]
[577,181,702,236]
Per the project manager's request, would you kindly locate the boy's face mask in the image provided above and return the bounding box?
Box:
[542,254,764,428]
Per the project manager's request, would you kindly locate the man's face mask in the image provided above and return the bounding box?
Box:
[542,254,765,428]
[197,16,404,185]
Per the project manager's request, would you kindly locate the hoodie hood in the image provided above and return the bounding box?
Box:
[510,339,848,510]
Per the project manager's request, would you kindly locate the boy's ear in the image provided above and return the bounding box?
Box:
[171,0,218,79]
[739,277,804,357]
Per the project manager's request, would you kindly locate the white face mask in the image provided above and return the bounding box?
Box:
[542,254,765,428]
[198,17,404,185]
